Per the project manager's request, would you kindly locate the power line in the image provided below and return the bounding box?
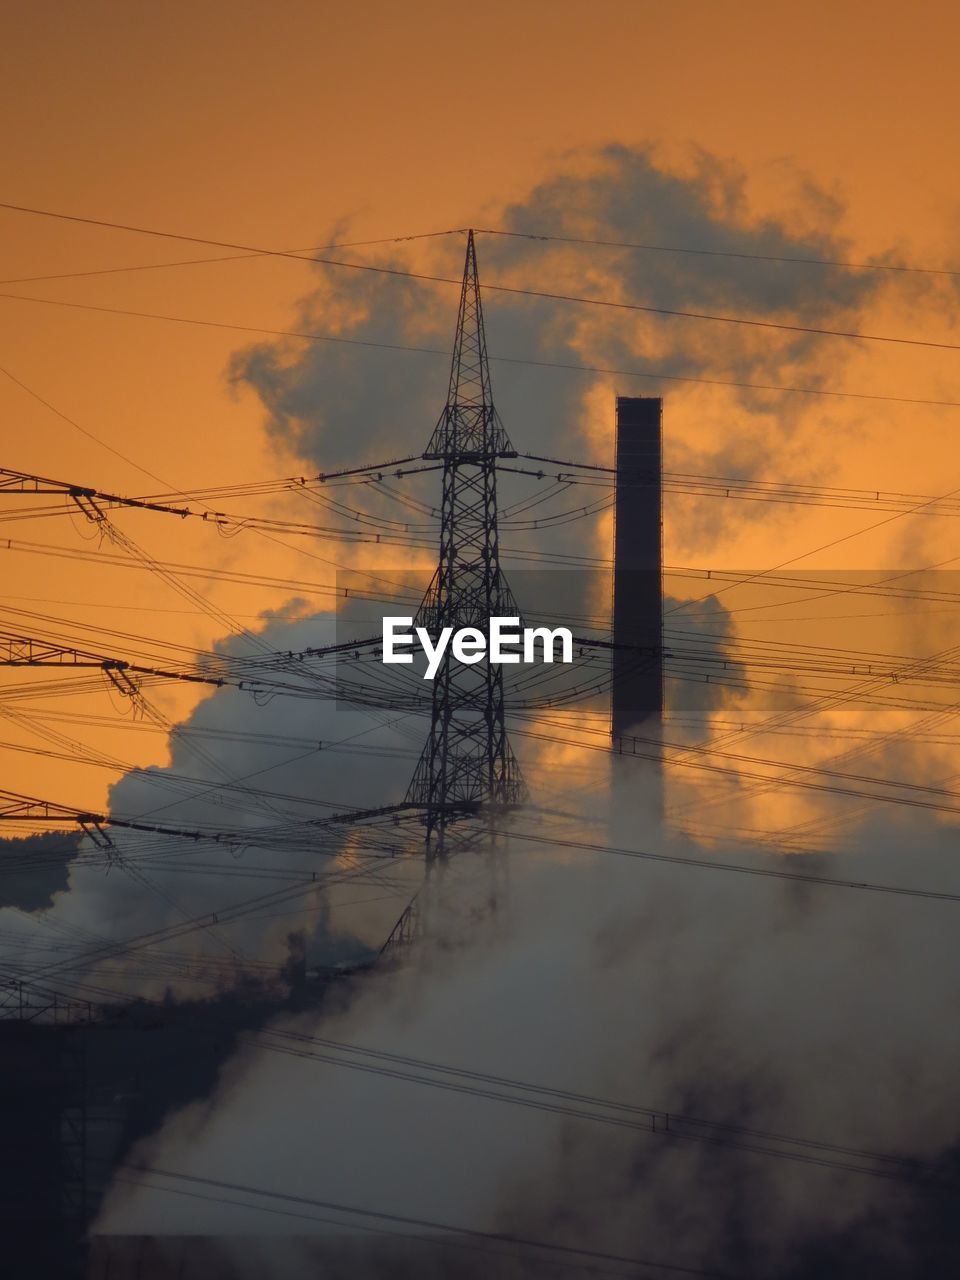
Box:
[234,1022,949,1187]
[1,836,431,985]
[0,230,463,289]
[14,461,960,537]
[484,352,960,409]
[505,824,960,905]
[2,202,959,351]
[3,359,444,606]
[3,287,958,411]
[0,537,422,606]
[110,1160,732,1279]
[475,225,960,279]
[661,482,960,624]
[0,199,461,260]
[8,734,960,912]
[0,361,171,483]
[8,195,951,283]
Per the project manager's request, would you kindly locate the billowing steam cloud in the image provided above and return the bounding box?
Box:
[0,615,421,1001]
[12,144,960,1275]
[229,144,889,559]
[5,143,888,993]
[95,779,960,1276]
[0,830,80,911]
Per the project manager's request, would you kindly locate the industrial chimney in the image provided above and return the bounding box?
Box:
[611,396,663,741]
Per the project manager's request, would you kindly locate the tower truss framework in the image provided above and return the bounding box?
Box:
[405,230,527,861]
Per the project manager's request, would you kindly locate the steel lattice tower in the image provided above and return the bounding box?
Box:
[405,229,527,861]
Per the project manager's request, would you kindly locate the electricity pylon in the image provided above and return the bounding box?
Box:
[405,229,527,863]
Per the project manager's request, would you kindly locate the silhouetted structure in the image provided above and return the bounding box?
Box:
[0,978,352,1280]
[611,396,663,739]
[0,1020,87,1279]
[406,230,526,861]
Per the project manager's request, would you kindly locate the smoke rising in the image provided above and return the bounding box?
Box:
[12,143,960,1274]
[230,144,897,561]
[0,830,81,911]
[94,767,960,1275]
[0,613,421,1001]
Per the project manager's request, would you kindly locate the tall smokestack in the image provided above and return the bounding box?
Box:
[611,396,663,741]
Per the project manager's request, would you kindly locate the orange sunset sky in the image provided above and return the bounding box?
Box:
[2,0,960,828]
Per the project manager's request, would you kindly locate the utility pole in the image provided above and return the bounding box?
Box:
[405,230,527,863]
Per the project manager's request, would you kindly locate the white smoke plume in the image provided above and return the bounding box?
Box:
[0,613,422,1003]
[93,759,960,1275]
